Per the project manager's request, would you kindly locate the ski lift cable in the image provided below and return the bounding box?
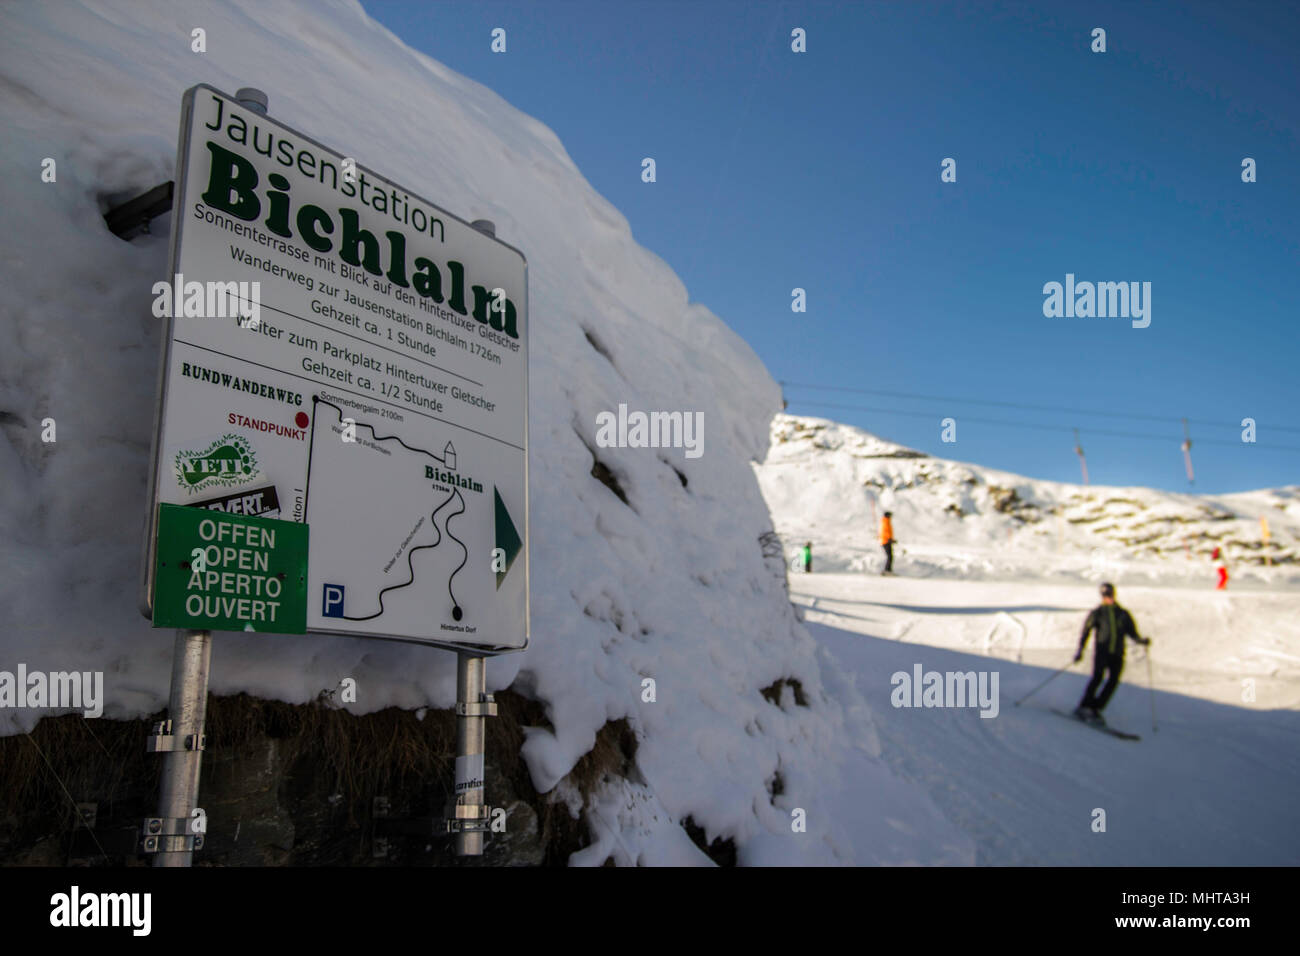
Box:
[778,381,1300,434]
[788,400,1300,452]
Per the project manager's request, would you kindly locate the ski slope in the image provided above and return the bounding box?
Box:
[808,603,1300,865]
[793,574,1300,710]
[755,414,1300,864]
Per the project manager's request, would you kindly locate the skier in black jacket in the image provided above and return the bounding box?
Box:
[1073,582,1150,723]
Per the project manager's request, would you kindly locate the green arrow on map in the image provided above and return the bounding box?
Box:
[494,486,522,589]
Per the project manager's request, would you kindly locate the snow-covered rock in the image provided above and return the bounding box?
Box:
[0,1,965,864]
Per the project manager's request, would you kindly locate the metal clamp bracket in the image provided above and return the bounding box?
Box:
[141,817,205,853]
[142,834,205,853]
[145,719,205,753]
[444,803,493,834]
[455,694,497,718]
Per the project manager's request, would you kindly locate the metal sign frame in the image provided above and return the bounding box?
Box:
[139,84,530,655]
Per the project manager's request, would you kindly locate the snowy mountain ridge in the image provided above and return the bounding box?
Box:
[757,414,1300,587]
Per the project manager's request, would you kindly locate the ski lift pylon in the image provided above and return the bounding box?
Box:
[1073,427,1089,485]
[1181,418,1195,485]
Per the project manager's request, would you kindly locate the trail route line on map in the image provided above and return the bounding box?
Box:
[305,396,470,621]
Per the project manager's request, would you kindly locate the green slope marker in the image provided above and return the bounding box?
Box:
[494,486,522,589]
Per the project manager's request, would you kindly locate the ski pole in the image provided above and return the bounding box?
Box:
[1146,647,1158,733]
[1013,657,1075,707]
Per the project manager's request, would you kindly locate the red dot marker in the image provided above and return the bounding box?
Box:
[295,412,309,429]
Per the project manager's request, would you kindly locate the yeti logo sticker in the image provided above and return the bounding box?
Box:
[174,433,257,492]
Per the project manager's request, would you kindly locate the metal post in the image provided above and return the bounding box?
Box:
[153,628,212,867]
[454,652,487,856]
[147,82,266,867]
[449,216,499,857]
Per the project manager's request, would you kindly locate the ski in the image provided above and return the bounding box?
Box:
[1050,708,1140,741]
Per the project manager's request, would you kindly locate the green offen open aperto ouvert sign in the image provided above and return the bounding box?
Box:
[152,503,308,633]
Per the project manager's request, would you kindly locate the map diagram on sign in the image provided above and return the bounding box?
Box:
[303,396,521,640]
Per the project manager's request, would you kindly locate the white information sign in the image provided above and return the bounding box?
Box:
[142,85,529,652]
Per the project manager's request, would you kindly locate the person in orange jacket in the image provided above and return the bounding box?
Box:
[880,511,895,575]
[1213,546,1229,590]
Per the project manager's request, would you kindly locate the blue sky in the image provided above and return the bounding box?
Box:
[365,0,1299,494]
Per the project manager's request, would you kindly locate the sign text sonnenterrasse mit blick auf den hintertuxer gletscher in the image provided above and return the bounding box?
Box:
[143,85,528,652]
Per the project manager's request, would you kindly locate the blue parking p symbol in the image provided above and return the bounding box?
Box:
[322,584,345,618]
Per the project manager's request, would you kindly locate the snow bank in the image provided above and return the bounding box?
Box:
[0,1,962,864]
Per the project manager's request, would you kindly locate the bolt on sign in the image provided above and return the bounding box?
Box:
[142,85,529,652]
